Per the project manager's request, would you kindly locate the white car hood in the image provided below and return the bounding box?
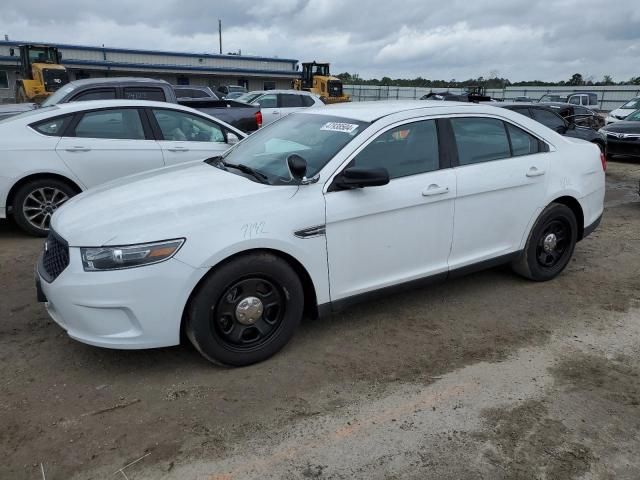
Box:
[52,161,292,246]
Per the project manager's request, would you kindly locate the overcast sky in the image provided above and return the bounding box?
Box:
[2,0,639,82]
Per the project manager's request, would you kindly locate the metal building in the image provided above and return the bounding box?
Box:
[0,40,301,101]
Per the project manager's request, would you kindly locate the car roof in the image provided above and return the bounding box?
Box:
[301,100,480,122]
[250,89,317,96]
[68,77,170,88]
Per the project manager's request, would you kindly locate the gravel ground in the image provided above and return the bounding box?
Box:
[1,161,639,480]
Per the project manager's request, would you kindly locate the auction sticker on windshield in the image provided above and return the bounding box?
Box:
[320,122,360,133]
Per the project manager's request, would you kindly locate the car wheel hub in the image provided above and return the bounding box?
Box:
[543,233,557,253]
[235,296,264,325]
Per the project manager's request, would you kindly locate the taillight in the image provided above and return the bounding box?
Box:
[600,151,607,171]
[255,111,262,129]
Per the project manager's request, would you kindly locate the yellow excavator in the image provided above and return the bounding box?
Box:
[12,44,69,103]
[293,61,350,104]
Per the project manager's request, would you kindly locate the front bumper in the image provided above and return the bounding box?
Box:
[37,248,203,349]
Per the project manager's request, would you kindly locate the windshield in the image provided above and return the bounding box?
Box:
[625,110,640,121]
[41,84,76,107]
[621,98,640,110]
[217,113,368,185]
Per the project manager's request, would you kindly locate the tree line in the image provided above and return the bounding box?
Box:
[336,72,640,88]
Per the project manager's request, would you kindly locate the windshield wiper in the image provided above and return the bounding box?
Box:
[217,160,269,184]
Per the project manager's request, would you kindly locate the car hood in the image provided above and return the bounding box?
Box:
[602,122,640,134]
[51,161,294,246]
[609,108,630,119]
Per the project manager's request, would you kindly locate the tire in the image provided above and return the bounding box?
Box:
[512,203,578,281]
[186,253,304,366]
[12,178,77,236]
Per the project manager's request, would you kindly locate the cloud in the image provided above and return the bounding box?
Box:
[0,0,639,82]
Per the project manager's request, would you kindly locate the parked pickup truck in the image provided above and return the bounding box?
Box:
[0,77,262,132]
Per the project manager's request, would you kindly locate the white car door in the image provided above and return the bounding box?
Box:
[324,119,456,301]
[55,107,164,188]
[252,93,279,125]
[149,108,235,164]
[447,116,550,269]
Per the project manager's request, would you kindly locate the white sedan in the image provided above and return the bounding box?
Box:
[245,90,324,125]
[0,100,246,236]
[37,101,605,366]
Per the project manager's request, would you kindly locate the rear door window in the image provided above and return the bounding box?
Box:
[280,94,305,108]
[123,87,166,102]
[72,108,146,140]
[70,88,116,102]
[450,117,511,165]
[301,96,316,107]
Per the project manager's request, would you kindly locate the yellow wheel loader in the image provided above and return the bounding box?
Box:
[293,61,350,104]
[12,44,69,103]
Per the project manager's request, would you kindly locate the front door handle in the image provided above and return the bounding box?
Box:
[526,167,546,177]
[167,146,189,152]
[272,110,280,115]
[65,146,91,152]
[422,184,449,196]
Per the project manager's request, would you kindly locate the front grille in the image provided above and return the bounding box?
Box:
[42,69,70,93]
[327,80,343,97]
[41,231,70,282]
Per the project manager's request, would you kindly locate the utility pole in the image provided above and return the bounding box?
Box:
[218,19,222,54]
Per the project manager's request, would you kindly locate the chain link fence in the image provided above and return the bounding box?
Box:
[344,85,640,112]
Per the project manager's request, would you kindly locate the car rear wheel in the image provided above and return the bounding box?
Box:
[12,178,77,236]
[512,203,578,281]
[186,252,304,366]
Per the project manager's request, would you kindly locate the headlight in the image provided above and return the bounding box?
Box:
[81,239,184,271]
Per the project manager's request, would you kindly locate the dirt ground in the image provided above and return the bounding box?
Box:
[1,161,639,480]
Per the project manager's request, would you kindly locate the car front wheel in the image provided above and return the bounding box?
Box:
[186,252,304,366]
[512,203,578,281]
[12,178,77,236]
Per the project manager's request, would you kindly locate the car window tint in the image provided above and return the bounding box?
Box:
[152,109,224,142]
[254,94,277,108]
[280,94,304,108]
[71,89,116,102]
[569,96,580,105]
[450,118,511,165]
[351,120,439,179]
[301,96,315,107]
[31,115,73,136]
[74,109,145,140]
[123,88,166,102]
[510,107,533,118]
[506,123,540,156]
[531,109,565,131]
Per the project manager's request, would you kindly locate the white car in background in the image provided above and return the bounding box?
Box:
[605,97,640,124]
[36,101,605,367]
[246,90,324,125]
[0,100,245,236]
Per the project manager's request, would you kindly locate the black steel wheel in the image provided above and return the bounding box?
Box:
[186,253,304,366]
[512,203,578,281]
[213,277,285,352]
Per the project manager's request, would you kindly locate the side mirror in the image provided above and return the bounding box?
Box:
[333,167,390,190]
[287,154,307,181]
[227,132,240,145]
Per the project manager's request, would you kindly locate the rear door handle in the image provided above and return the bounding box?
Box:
[422,184,449,196]
[167,146,189,152]
[272,110,280,115]
[526,167,546,177]
[65,146,91,152]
